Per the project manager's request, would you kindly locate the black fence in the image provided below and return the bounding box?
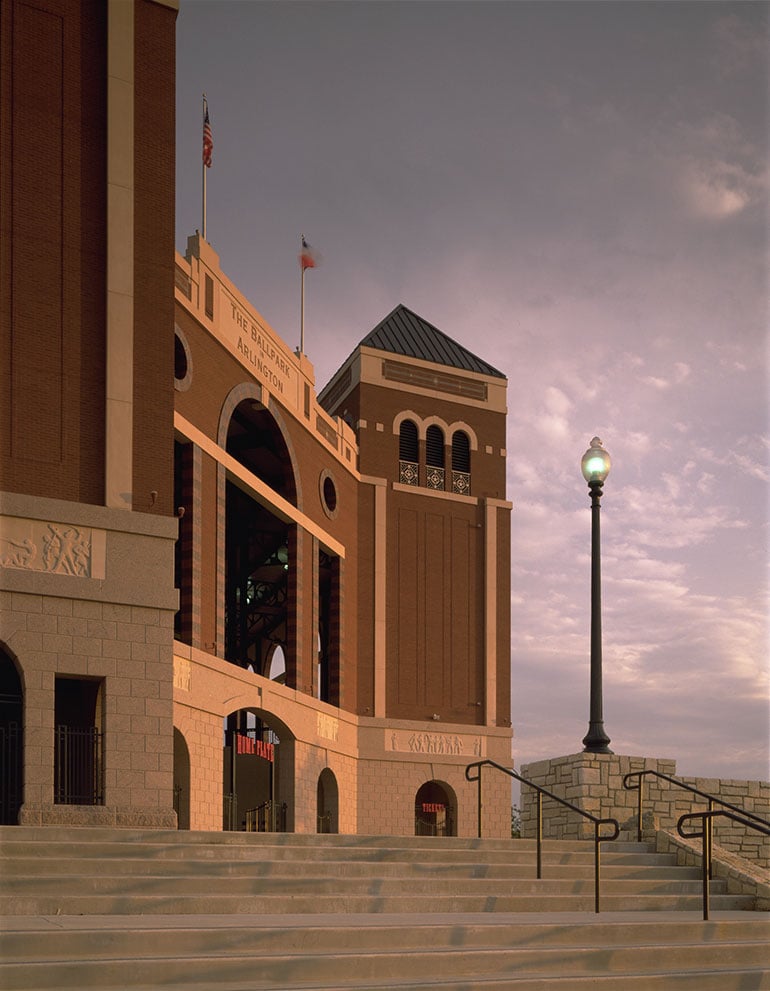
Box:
[0,722,22,824]
[55,725,103,805]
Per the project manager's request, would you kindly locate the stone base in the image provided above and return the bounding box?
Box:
[19,804,178,829]
[519,752,676,841]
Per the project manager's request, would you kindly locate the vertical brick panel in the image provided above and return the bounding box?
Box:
[132,0,175,516]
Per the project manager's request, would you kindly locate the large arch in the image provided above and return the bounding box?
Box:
[216,382,302,507]
[217,386,301,675]
[223,706,295,832]
[0,645,23,825]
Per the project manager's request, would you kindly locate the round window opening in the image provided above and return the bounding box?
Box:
[174,334,188,381]
[323,476,337,514]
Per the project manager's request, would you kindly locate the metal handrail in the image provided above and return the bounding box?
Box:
[678,809,770,920]
[465,759,620,913]
[622,769,769,846]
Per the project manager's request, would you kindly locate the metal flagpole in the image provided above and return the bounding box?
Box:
[300,234,305,354]
[202,95,208,241]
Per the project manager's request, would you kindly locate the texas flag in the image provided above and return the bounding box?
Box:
[299,237,319,270]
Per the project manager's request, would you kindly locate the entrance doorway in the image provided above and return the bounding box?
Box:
[316,768,338,833]
[173,728,191,829]
[414,781,456,836]
[0,649,23,825]
[54,677,103,806]
[223,709,292,831]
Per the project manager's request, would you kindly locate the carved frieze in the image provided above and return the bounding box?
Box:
[388,730,484,758]
[0,516,106,580]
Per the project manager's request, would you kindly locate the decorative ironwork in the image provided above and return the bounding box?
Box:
[317,812,332,834]
[223,792,238,830]
[245,800,287,832]
[451,470,470,495]
[399,460,419,486]
[425,466,445,491]
[0,722,22,825]
[55,725,103,805]
[414,805,454,837]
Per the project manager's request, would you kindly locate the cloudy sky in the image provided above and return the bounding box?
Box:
[176,1,768,785]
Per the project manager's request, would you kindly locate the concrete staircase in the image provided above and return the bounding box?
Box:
[1,826,768,990]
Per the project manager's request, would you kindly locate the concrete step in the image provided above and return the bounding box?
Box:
[0,826,647,850]
[0,826,765,991]
[1,872,725,897]
[0,826,756,917]
[0,915,768,990]
[0,833,671,864]
[0,890,755,916]
[0,855,701,880]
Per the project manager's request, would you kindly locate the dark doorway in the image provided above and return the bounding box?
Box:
[173,727,191,829]
[0,649,23,825]
[316,768,339,833]
[415,781,456,836]
[54,677,103,805]
[223,709,289,832]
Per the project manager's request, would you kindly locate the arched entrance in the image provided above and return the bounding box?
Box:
[224,397,296,677]
[414,780,456,836]
[316,768,338,833]
[173,728,191,829]
[223,708,294,832]
[0,647,23,825]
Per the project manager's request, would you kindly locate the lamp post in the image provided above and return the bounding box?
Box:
[581,437,613,754]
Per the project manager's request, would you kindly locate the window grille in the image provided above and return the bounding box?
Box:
[451,430,471,495]
[54,725,103,805]
[399,419,419,486]
[425,425,445,490]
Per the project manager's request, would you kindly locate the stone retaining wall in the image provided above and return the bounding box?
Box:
[520,753,769,867]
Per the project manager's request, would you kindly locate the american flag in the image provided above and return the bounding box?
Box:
[202,106,213,168]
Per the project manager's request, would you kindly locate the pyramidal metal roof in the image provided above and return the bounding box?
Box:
[360,304,505,379]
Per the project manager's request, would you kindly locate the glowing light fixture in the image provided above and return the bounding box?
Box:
[581,437,611,485]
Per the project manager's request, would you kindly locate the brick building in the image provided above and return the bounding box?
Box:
[1,0,513,836]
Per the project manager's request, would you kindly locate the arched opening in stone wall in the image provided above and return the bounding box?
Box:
[223,707,294,832]
[414,780,457,837]
[0,647,23,825]
[316,767,339,834]
[173,727,191,829]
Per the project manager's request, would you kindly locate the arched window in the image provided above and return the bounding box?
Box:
[451,430,471,495]
[398,420,419,486]
[425,425,445,491]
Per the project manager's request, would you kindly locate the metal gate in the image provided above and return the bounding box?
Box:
[0,722,22,825]
[55,725,104,805]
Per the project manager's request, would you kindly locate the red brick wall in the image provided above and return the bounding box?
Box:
[0,0,106,504]
[132,0,176,516]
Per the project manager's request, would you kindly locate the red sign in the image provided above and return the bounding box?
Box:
[235,733,274,762]
[422,802,445,814]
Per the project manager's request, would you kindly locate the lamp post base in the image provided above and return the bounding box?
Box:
[582,724,613,754]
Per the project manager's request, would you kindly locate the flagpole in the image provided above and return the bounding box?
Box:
[300,233,306,355]
[202,95,208,241]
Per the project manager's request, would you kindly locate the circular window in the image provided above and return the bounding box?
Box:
[319,470,338,519]
[174,327,193,392]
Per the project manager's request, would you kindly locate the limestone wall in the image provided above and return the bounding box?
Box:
[520,752,769,867]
